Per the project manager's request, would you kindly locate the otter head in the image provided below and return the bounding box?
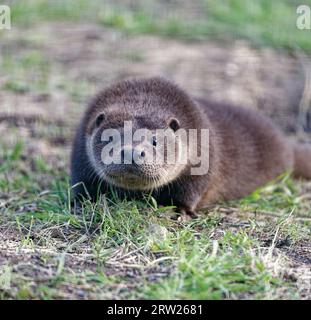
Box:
[84,78,202,191]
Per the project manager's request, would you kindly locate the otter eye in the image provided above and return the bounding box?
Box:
[95,113,105,127]
[152,136,157,147]
[169,118,180,132]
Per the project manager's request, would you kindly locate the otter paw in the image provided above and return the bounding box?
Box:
[171,209,198,221]
[185,210,198,219]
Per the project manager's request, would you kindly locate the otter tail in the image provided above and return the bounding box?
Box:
[293,143,311,179]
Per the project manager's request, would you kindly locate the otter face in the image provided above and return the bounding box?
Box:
[86,110,187,191]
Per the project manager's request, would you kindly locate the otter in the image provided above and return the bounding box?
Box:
[71,77,311,216]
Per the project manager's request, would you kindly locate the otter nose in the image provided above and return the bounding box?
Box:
[120,147,145,164]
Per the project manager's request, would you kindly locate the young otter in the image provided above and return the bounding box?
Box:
[71,77,311,215]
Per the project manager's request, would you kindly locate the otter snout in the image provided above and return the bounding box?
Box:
[104,145,160,188]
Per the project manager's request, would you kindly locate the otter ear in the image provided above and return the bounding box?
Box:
[95,113,106,128]
[168,118,180,132]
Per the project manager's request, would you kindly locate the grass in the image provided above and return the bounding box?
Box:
[0,138,310,299]
[1,50,50,94]
[1,0,311,53]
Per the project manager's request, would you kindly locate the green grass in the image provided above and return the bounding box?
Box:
[1,50,50,94]
[0,139,309,299]
[2,0,311,52]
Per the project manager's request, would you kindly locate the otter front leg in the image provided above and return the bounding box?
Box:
[173,194,200,219]
[156,176,207,219]
[166,195,200,221]
[177,208,199,220]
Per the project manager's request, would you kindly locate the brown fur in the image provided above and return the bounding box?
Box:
[71,77,311,215]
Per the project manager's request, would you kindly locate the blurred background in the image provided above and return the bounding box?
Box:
[0,0,311,165]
